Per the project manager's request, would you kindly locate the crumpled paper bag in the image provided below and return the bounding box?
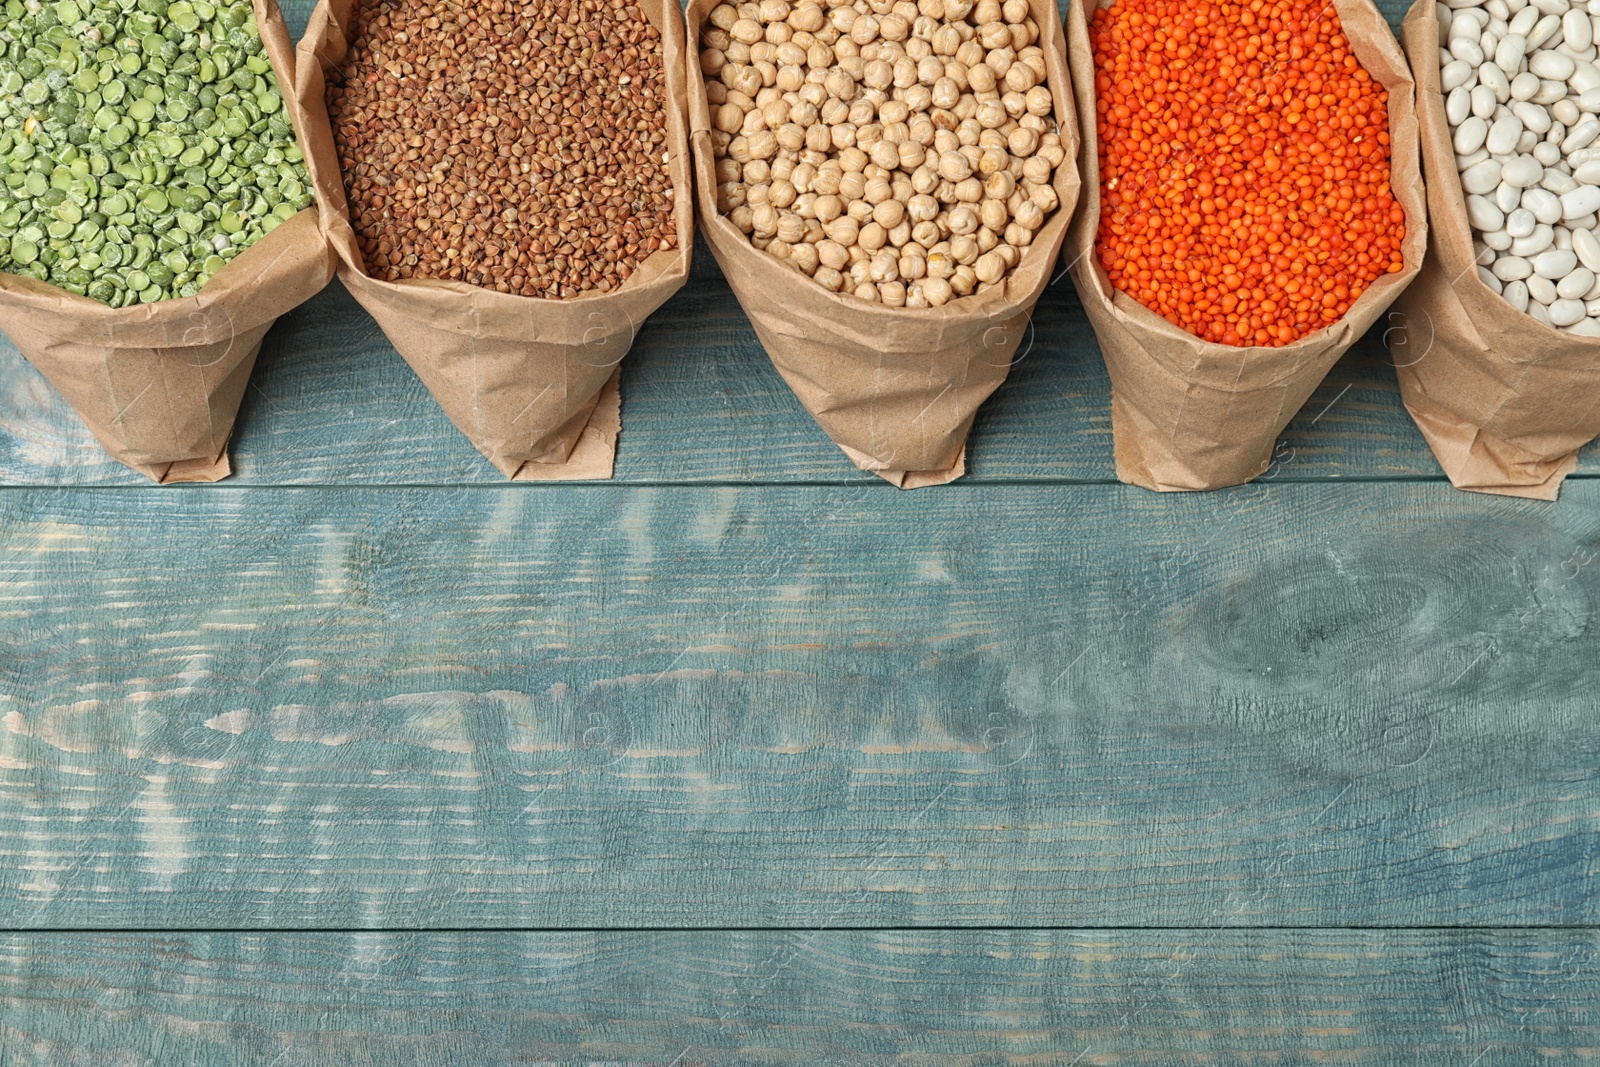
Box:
[686,0,1081,487]
[293,0,693,480]
[0,0,333,483]
[1389,0,1600,500]
[1065,0,1427,491]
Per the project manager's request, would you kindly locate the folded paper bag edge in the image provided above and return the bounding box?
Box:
[1390,0,1600,500]
[1065,0,1427,492]
[682,0,1081,484]
[293,0,693,481]
[0,0,335,482]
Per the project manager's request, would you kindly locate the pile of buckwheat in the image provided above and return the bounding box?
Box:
[700,0,1067,307]
[327,0,678,299]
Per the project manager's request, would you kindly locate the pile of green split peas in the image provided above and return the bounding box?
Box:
[0,0,312,305]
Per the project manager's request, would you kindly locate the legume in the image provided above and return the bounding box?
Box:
[1092,0,1406,347]
[1439,0,1600,336]
[699,0,1068,308]
[327,0,678,299]
[0,0,310,305]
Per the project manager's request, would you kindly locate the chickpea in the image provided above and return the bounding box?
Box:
[817,239,851,270]
[790,1,826,29]
[791,242,822,274]
[973,249,1006,283]
[827,215,861,245]
[1008,126,1039,158]
[937,151,973,182]
[1021,153,1051,185]
[813,265,846,290]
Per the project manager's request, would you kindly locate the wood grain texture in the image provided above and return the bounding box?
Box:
[2,482,1596,928]
[1,930,1596,1064]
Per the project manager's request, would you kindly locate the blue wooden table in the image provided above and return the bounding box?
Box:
[1,2,1597,1061]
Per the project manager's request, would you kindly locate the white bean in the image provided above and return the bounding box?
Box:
[1543,166,1581,192]
[1494,253,1536,278]
[1533,47,1579,75]
[1528,271,1560,301]
[1512,222,1557,252]
[1473,83,1501,117]
[1488,112,1526,150]
[1567,117,1600,150]
[1570,6,1596,45]
[1500,181,1527,211]
[1574,160,1600,181]
[1513,99,1553,131]
[1449,85,1475,123]
[1535,139,1565,163]
[1571,211,1600,226]
[1536,247,1581,274]
[1491,0,1512,15]
[1534,78,1571,102]
[1512,69,1543,97]
[1559,265,1596,294]
[1508,205,1539,234]
[1504,277,1533,309]
[1561,183,1600,214]
[1561,316,1600,333]
[1456,115,1491,153]
[1524,185,1565,220]
[1551,296,1589,321]
[1454,36,1488,64]
[1553,96,1583,124]
[1480,265,1508,292]
[1533,0,1569,14]
[1472,194,1511,231]
[1572,58,1600,90]
[1497,31,1531,68]
[1486,226,1517,248]
[1530,13,1565,47]
[1580,87,1600,107]
[1443,58,1478,90]
[1572,222,1600,266]
[1503,155,1546,185]
[1463,158,1506,193]
[1512,5,1541,34]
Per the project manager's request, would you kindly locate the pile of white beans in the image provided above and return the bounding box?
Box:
[1441,0,1600,334]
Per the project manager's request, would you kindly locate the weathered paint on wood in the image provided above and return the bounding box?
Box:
[0,930,1595,1064]
[2,482,1596,928]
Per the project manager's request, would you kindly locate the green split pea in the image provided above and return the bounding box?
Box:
[0,0,312,306]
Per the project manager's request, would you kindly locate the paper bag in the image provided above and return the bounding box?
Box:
[1389,0,1600,500]
[0,0,333,483]
[1065,0,1427,492]
[687,0,1081,488]
[293,0,694,481]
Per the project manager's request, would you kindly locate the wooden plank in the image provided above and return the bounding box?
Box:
[1,482,1596,928]
[0,930,1595,1063]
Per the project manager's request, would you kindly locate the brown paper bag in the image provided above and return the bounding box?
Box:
[687,0,1081,488]
[1390,0,1600,500]
[1065,0,1427,492]
[293,0,693,482]
[0,0,333,483]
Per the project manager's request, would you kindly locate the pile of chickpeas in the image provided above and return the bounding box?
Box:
[700,0,1068,307]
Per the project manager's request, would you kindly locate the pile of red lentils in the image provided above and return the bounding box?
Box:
[327,0,678,299]
[1091,0,1406,347]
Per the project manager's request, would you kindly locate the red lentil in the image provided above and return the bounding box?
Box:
[1091,0,1407,347]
